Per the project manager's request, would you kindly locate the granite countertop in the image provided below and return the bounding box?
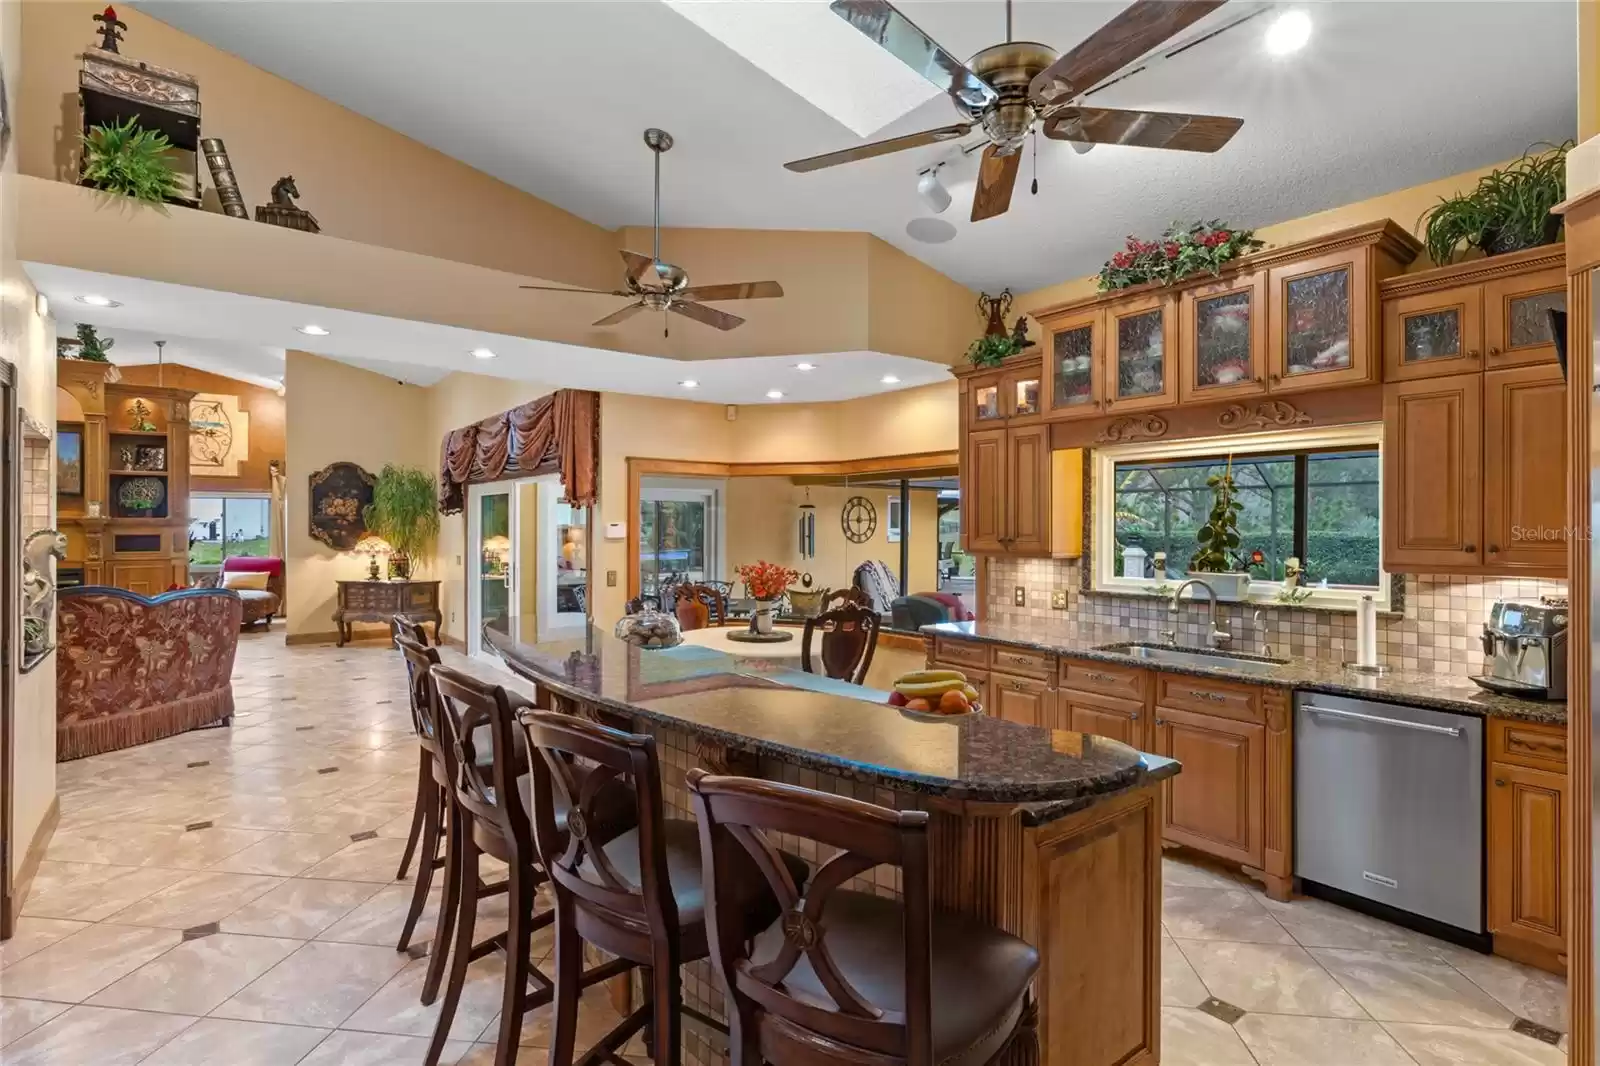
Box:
[924,621,1566,726]
[483,618,1179,809]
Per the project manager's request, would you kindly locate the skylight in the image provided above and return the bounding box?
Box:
[661,0,942,137]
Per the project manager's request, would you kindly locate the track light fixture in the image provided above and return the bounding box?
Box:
[917,163,952,215]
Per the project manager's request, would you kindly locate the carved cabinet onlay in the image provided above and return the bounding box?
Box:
[1094,414,1169,443]
[1217,400,1313,430]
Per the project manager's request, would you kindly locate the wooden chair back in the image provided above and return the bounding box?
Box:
[820,587,869,612]
[674,583,727,631]
[687,771,933,1065]
[801,603,881,684]
[428,665,536,859]
[392,614,430,647]
[395,633,443,754]
[522,709,677,943]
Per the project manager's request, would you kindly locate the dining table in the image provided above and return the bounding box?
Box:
[674,622,806,661]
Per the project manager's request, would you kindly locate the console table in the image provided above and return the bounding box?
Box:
[333,579,441,646]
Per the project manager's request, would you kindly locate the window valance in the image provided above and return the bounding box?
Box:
[438,389,599,514]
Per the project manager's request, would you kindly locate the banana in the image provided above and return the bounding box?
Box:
[894,669,968,699]
[894,669,965,686]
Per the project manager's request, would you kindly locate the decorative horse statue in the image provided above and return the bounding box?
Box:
[22,529,67,654]
[269,175,300,207]
[255,175,320,233]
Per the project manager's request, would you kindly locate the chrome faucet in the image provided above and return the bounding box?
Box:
[1170,578,1232,650]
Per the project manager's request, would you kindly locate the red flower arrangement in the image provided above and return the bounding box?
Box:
[736,560,799,601]
[1097,221,1264,293]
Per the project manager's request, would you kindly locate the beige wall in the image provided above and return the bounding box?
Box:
[727,381,960,464]
[19,2,617,290]
[1,0,60,892]
[283,351,431,639]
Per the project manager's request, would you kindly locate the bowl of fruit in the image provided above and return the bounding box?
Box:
[886,670,980,716]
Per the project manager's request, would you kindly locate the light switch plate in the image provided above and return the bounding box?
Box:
[1013,586,1026,607]
[1051,589,1068,609]
[606,570,618,587]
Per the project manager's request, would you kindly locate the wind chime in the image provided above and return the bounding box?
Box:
[797,488,816,560]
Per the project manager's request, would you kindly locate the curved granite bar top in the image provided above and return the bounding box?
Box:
[924,620,1566,726]
[483,617,1178,810]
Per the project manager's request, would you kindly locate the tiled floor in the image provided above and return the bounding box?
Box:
[0,629,1571,1065]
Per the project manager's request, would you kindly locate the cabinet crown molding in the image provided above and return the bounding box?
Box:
[1378,243,1565,300]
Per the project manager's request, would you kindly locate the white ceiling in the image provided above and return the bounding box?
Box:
[140,0,1577,292]
[28,264,952,403]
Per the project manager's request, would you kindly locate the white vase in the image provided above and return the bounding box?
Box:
[1184,571,1251,603]
[752,599,776,635]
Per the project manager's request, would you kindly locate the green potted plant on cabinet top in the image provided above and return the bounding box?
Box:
[1419,142,1571,265]
[80,116,184,206]
[362,465,440,580]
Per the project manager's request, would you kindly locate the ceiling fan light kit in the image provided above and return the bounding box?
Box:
[786,0,1247,223]
[519,128,784,333]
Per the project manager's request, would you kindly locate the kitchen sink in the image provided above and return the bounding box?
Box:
[1095,643,1291,676]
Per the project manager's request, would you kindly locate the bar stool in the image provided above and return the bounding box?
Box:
[392,622,447,952]
[426,665,633,1066]
[522,710,809,1066]
[687,770,1040,1066]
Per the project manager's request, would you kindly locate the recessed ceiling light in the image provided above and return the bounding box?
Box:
[76,294,121,308]
[794,362,817,371]
[296,324,330,336]
[1264,10,1311,56]
[881,375,901,384]
[680,379,699,389]
[766,389,785,400]
[470,347,497,360]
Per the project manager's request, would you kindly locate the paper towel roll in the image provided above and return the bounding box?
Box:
[1355,594,1378,667]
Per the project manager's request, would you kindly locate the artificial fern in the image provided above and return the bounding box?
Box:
[80,117,183,205]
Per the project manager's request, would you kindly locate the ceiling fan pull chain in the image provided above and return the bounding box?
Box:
[1031,130,1038,196]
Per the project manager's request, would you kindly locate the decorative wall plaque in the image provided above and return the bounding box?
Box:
[190,393,250,476]
[1094,414,1169,444]
[1217,400,1312,431]
[308,462,376,551]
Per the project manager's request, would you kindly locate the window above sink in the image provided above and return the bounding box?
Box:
[1092,423,1390,612]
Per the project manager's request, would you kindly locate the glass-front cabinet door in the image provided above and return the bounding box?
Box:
[1381,284,1483,382]
[1484,268,1566,368]
[1004,367,1042,421]
[970,370,1005,425]
[1268,250,1371,391]
[1106,295,1177,412]
[1180,272,1267,403]
[1041,308,1102,419]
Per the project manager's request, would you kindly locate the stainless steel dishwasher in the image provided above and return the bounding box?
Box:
[1294,691,1484,934]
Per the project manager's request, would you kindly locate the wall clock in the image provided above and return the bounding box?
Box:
[841,496,877,544]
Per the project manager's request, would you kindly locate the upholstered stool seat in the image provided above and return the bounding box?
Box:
[750,890,1038,1066]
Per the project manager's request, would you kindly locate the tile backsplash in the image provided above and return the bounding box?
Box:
[986,556,1566,677]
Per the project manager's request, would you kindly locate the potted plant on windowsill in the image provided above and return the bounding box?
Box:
[1187,459,1256,602]
[361,465,440,580]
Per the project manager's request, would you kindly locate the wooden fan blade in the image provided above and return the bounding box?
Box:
[785,123,974,173]
[593,303,646,327]
[1044,107,1242,153]
[971,145,1020,223]
[1029,0,1226,106]
[679,281,784,302]
[670,301,745,331]
[620,249,654,282]
[520,284,631,296]
[829,0,998,109]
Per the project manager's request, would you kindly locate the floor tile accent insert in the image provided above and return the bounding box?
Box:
[1515,1017,1566,1046]
[1198,997,1247,1025]
[182,922,220,941]
[185,821,214,831]
[350,830,379,842]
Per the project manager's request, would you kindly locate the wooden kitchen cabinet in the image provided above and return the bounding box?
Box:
[1487,718,1569,975]
[1382,282,1484,382]
[1105,292,1178,412]
[1040,307,1103,419]
[1006,425,1053,554]
[1483,364,1567,573]
[1059,689,1145,749]
[1268,247,1373,392]
[1154,705,1265,869]
[1484,266,1566,369]
[992,672,1054,728]
[966,427,1007,554]
[1180,270,1268,403]
[970,369,1005,424]
[1383,373,1483,571]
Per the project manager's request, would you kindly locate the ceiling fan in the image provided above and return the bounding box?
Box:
[521,129,784,333]
[785,0,1248,222]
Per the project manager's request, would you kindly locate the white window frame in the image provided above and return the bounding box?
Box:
[638,477,726,591]
[537,478,588,640]
[1092,423,1390,612]
[886,493,903,544]
[188,491,273,574]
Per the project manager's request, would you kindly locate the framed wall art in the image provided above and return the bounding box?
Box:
[308,461,376,551]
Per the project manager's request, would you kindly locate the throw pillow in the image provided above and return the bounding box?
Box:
[221,570,271,591]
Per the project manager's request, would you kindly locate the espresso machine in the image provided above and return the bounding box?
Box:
[1471,598,1569,701]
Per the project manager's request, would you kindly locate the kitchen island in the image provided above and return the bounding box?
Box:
[484,617,1181,1066]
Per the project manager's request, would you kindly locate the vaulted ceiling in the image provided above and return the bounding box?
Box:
[141,1,1577,292]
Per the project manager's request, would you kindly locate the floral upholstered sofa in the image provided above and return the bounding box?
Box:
[56,587,242,760]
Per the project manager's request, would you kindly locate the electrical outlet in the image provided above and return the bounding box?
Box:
[1051,589,1068,610]
[1013,586,1026,607]
[606,570,618,587]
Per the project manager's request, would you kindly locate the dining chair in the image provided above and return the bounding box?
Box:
[673,583,727,631]
[800,602,881,684]
[688,770,1040,1066]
